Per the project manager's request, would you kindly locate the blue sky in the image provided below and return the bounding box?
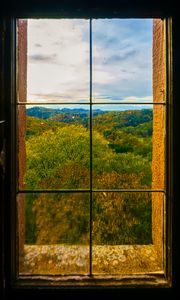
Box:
[27,19,152,107]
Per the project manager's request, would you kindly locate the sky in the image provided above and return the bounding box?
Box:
[27,18,153,109]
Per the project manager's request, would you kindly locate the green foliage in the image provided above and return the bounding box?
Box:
[32,193,89,244]
[92,172,152,244]
[26,116,64,139]
[24,109,153,245]
[124,121,153,137]
[93,109,152,131]
[25,194,37,244]
[25,124,113,189]
[93,191,152,245]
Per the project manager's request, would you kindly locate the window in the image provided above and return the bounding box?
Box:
[15,17,171,284]
[1,3,174,292]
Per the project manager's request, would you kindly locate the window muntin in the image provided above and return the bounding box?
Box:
[17,18,167,280]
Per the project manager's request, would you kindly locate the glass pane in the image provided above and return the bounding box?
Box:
[18,105,90,190]
[92,104,166,190]
[92,192,164,274]
[18,193,90,275]
[24,19,89,103]
[92,19,161,104]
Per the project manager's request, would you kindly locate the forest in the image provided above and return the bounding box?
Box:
[23,107,153,246]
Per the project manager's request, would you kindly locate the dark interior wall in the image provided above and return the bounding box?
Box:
[171,16,180,291]
[0,0,177,18]
[0,0,180,298]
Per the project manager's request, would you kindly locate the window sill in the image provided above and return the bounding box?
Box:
[16,244,167,287]
[16,273,169,289]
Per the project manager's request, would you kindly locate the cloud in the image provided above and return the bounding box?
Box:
[122,96,153,102]
[27,19,152,103]
[28,92,89,103]
[28,54,58,64]
[92,19,152,100]
[27,19,89,101]
[92,95,153,105]
[34,43,42,47]
[102,50,137,65]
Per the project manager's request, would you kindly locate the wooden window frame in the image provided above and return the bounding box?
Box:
[1,1,179,297]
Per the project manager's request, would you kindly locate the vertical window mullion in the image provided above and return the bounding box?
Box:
[89,18,93,276]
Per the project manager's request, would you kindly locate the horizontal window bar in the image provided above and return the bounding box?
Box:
[92,189,166,193]
[18,189,166,193]
[17,189,90,193]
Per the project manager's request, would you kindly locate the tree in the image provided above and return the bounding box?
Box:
[93,172,152,244]
[25,118,152,245]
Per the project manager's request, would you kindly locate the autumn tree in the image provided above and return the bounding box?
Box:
[25,114,152,245]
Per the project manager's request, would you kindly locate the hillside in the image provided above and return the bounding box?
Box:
[24,106,153,246]
[27,106,152,127]
[26,107,153,157]
[27,106,103,119]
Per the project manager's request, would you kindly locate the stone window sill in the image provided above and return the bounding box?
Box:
[19,244,163,276]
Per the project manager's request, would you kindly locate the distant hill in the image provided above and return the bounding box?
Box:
[26,106,153,134]
[26,106,103,119]
[27,107,153,126]
[93,109,153,129]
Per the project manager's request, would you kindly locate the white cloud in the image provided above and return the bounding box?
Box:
[27,19,152,103]
[27,19,89,101]
[122,96,153,102]
[92,19,152,100]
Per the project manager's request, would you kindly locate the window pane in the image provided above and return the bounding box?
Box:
[18,105,90,190]
[92,104,166,190]
[22,19,89,103]
[18,193,90,275]
[92,19,161,104]
[92,192,164,274]
[17,18,167,281]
